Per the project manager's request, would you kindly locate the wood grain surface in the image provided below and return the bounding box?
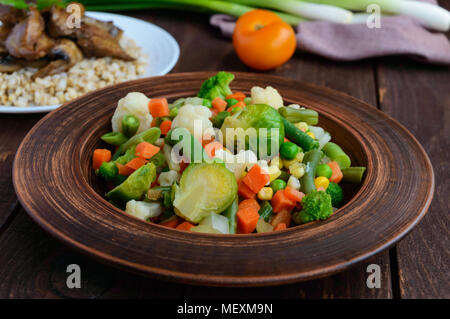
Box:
[13,72,434,286]
[0,5,448,298]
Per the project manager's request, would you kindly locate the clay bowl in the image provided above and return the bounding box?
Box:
[13,72,434,287]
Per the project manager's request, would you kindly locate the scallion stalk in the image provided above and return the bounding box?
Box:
[304,0,450,31]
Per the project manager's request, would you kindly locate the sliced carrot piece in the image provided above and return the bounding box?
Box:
[160,120,172,135]
[274,223,287,231]
[151,118,158,127]
[271,209,291,228]
[284,187,305,203]
[226,92,246,101]
[271,190,296,213]
[237,207,260,234]
[238,178,256,199]
[135,142,160,159]
[204,141,223,158]
[148,98,169,118]
[212,97,227,112]
[116,163,134,176]
[242,164,270,193]
[176,221,194,231]
[328,161,343,183]
[93,149,111,170]
[238,198,260,212]
[125,157,148,170]
[160,216,180,228]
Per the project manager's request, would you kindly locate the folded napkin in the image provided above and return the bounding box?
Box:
[210,0,450,65]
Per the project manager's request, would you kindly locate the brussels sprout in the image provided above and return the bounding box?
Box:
[220,104,284,160]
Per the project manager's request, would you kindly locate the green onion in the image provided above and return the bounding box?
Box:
[228,0,353,23]
[304,0,450,31]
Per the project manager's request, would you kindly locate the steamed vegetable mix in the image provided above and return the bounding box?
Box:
[93,72,366,233]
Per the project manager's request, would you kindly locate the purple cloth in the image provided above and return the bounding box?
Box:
[210,2,450,65]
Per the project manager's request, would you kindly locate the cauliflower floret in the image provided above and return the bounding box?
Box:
[251,86,283,110]
[172,104,213,140]
[112,92,152,135]
[214,149,258,180]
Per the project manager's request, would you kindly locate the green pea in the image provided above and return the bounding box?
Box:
[226,98,239,107]
[270,179,286,193]
[280,141,299,160]
[316,164,332,179]
[202,99,212,108]
[244,97,252,105]
[122,114,140,137]
[169,107,178,119]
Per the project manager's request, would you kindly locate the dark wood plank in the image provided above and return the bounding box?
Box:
[376,59,449,299]
[0,114,42,230]
[0,208,185,298]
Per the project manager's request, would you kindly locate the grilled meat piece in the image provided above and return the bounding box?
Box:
[82,16,123,40]
[75,18,134,61]
[0,4,25,26]
[5,7,54,61]
[47,4,85,38]
[32,38,83,79]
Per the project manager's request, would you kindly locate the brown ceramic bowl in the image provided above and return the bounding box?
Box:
[13,72,434,287]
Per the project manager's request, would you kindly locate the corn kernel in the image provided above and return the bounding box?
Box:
[289,162,305,179]
[295,152,304,163]
[295,122,309,132]
[287,175,301,190]
[283,158,296,168]
[241,171,247,178]
[267,165,281,182]
[307,131,316,139]
[258,187,273,200]
[270,156,283,169]
[314,176,330,190]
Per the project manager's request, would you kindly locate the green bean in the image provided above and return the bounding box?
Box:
[223,198,238,234]
[258,201,273,222]
[101,132,128,146]
[279,106,319,125]
[122,114,140,137]
[322,142,351,169]
[113,127,161,160]
[211,111,230,128]
[342,167,366,184]
[282,118,319,151]
[167,127,209,163]
[150,152,167,172]
[300,149,323,194]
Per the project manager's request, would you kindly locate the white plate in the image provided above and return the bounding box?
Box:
[0,11,180,114]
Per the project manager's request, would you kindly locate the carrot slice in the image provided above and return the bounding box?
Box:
[238,198,260,212]
[93,149,111,170]
[212,97,227,112]
[148,98,169,117]
[271,209,291,228]
[204,141,223,158]
[271,190,296,213]
[135,142,160,159]
[284,187,305,203]
[328,161,343,183]
[160,120,172,135]
[242,164,270,193]
[160,216,180,228]
[238,178,256,199]
[274,223,287,231]
[125,157,148,170]
[116,163,134,176]
[226,92,246,101]
[176,221,194,231]
[237,207,260,234]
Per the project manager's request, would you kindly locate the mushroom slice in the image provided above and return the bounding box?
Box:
[31,39,83,79]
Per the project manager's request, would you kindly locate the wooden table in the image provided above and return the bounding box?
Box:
[0,5,448,299]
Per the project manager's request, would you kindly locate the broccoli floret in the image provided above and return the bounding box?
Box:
[326,182,343,208]
[97,161,119,181]
[293,190,333,224]
[197,71,235,100]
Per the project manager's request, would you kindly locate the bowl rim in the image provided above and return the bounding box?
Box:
[13,71,435,286]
